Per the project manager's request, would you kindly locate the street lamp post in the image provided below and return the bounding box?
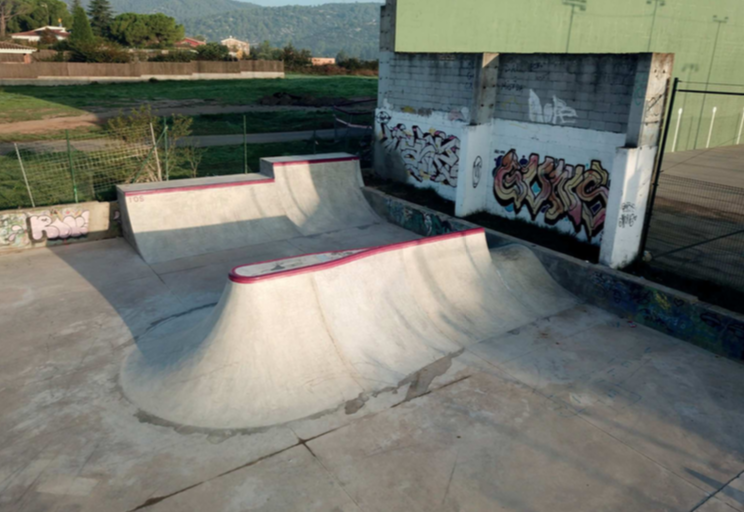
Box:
[647,0,666,52]
[563,0,587,53]
[694,15,728,147]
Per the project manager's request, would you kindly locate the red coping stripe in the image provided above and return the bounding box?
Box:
[271,156,360,167]
[124,178,275,197]
[229,228,485,285]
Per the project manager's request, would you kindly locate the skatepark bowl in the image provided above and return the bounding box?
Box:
[1,153,743,512]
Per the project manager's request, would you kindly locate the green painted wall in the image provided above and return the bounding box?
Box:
[394,0,744,152]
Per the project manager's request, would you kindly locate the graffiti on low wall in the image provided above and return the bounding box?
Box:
[383,197,458,237]
[378,111,461,188]
[492,150,610,240]
[0,207,91,250]
[29,210,90,242]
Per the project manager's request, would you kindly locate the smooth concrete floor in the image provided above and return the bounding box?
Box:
[1,232,743,512]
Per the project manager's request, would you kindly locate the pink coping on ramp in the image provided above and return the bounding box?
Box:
[123,178,276,197]
[271,155,360,167]
[229,228,486,285]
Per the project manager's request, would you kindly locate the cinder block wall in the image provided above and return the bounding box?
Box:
[374,50,673,266]
[493,54,637,134]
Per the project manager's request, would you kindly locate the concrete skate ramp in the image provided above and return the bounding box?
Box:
[121,229,578,430]
[117,154,380,264]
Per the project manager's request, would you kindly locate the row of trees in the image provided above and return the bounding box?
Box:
[0,0,185,48]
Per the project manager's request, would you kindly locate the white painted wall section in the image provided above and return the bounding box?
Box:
[599,146,657,269]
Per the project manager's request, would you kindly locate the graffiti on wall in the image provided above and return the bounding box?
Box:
[29,210,90,242]
[378,112,461,188]
[472,156,483,189]
[528,90,578,125]
[492,150,610,239]
[383,197,457,237]
[0,214,29,249]
[0,208,90,249]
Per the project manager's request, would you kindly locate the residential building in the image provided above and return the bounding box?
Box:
[221,37,251,59]
[0,41,36,63]
[176,37,207,49]
[11,26,70,44]
[311,57,336,66]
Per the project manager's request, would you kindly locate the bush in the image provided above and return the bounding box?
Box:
[149,51,195,62]
[195,42,230,61]
[68,41,132,63]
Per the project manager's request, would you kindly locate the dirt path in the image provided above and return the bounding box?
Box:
[0,104,328,136]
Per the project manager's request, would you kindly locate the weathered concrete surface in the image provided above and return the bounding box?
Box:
[1,231,743,511]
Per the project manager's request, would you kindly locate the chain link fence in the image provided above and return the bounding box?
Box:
[1,126,160,210]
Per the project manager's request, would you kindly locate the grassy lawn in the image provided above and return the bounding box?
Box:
[0,75,378,124]
[190,110,338,136]
[0,91,85,124]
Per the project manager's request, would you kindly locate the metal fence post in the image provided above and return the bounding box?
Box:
[163,123,170,181]
[243,114,249,174]
[66,130,79,203]
[14,144,35,208]
[149,123,163,182]
[640,76,679,257]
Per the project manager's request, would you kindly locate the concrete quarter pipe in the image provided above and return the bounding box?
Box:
[121,228,578,430]
[117,154,382,265]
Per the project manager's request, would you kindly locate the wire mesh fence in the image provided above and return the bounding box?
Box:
[0,126,159,210]
[645,174,744,292]
[0,111,374,212]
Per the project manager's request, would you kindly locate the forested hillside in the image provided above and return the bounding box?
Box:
[68,0,381,58]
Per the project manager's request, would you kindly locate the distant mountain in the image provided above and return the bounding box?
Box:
[183,3,381,58]
[70,0,259,20]
[68,0,380,59]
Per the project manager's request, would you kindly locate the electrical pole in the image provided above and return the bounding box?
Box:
[694,15,728,148]
[647,0,666,52]
[563,0,587,53]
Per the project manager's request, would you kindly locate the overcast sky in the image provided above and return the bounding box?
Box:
[246,0,383,5]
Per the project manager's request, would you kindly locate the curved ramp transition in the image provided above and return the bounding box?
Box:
[121,229,578,429]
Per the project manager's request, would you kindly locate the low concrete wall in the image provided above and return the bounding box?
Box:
[0,201,120,254]
[363,187,744,362]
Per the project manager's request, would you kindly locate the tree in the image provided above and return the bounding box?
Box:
[9,0,71,34]
[87,0,113,37]
[68,3,94,45]
[109,13,184,48]
[195,42,228,61]
[0,0,30,39]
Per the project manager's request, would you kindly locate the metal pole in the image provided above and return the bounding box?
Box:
[243,114,248,174]
[706,106,717,148]
[694,16,727,148]
[640,76,679,258]
[66,130,78,203]
[164,124,169,181]
[737,108,744,145]
[671,108,683,152]
[566,6,575,53]
[14,143,35,208]
[149,123,163,182]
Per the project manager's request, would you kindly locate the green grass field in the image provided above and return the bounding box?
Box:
[0,75,379,124]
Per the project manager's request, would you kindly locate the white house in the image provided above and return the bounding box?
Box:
[0,41,37,63]
[12,26,70,43]
[220,37,250,59]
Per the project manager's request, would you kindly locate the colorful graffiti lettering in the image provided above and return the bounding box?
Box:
[528,90,578,125]
[379,115,460,188]
[0,214,29,248]
[493,150,610,239]
[29,210,90,242]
